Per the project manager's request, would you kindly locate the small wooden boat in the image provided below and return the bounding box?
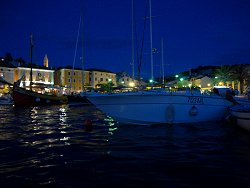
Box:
[12,86,68,106]
[230,104,250,131]
[12,33,68,107]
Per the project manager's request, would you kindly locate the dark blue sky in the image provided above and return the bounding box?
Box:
[1,0,250,79]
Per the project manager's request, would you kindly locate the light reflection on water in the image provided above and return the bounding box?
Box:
[0,104,250,187]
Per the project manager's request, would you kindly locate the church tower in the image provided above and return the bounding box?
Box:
[43,54,48,68]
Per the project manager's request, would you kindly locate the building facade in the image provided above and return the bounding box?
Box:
[0,66,15,84]
[54,68,90,93]
[15,67,54,89]
[117,72,139,87]
[88,69,117,88]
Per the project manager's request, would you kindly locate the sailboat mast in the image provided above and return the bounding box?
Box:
[161,38,164,85]
[131,0,135,79]
[81,15,85,91]
[29,33,33,91]
[71,16,82,94]
[149,0,154,81]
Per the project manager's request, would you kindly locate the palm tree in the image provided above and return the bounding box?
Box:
[231,64,249,94]
[213,65,233,86]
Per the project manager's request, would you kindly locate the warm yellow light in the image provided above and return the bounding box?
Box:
[207,83,211,87]
[129,82,135,87]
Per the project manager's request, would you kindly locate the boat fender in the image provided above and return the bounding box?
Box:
[189,105,198,116]
[35,98,40,102]
[166,104,174,124]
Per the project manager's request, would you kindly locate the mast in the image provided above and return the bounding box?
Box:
[81,14,85,91]
[149,0,154,81]
[131,0,135,79]
[161,38,164,85]
[29,33,33,91]
[71,16,82,94]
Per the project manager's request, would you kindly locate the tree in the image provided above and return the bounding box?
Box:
[213,65,233,85]
[4,53,13,62]
[231,64,249,94]
[100,82,114,93]
[15,57,27,66]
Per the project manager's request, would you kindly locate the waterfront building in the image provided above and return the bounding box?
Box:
[0,61,15,93]
[191,76,212,90]
[87,68,117,88]
[116,72,140,88]
[0,59,55,93]
[54,68,90,93]
[14,67,54,89]
[0,61,15,84]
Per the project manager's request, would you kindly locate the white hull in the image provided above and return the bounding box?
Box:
[231,105,250,131]
[87,91,242,125]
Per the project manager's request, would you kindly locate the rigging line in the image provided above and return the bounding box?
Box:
[70,16,82,93]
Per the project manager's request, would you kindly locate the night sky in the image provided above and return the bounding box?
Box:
[1,0,250,79]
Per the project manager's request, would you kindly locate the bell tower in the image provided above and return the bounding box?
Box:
[43,54,48,68]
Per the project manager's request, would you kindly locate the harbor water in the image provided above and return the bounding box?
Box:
[0,104,250,187]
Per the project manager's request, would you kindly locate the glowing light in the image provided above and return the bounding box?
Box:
[180,78,184,81]
[129,82,135,87]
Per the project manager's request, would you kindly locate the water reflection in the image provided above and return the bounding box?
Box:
[104,116,118,136]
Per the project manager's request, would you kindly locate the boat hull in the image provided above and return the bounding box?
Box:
[13,87,68,106]
[87,92,236,125]
[231,107,250,131]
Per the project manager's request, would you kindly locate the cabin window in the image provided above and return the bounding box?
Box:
[68,72,70,75]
